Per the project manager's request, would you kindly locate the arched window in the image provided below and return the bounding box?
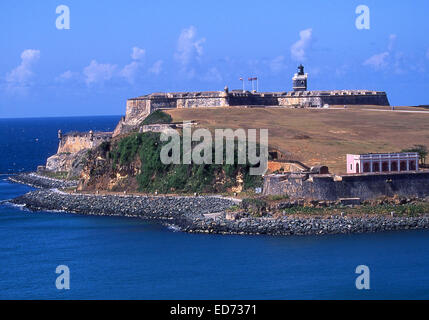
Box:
[391,161,398,172]
[382,162,389,172]
[373,162,380,172]
[363,162,371,173]
[409,161,416,171]
[400,161,407,171]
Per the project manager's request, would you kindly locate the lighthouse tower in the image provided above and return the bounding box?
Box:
[292,64,308,91]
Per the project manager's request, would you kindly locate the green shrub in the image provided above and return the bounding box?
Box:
[111,132,265,194]
[141,110,172,125]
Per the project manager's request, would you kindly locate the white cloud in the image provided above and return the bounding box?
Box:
[59,70,74,80]
[363,52,389,69]
[6,49,40,90]
[175,26,206,67]
[363,34,399,71]
[58,47,147,86]
[291,28,312,61]
[131,47,145,61]
[270,56,286,73]
[388,34,397,51]
[149,60,163,75]
[120,61,141,83]
[335,64,349,77]
[120,47,147,83]
[55,70,79,82]
[203,67,222,82]
[83,60,116,86]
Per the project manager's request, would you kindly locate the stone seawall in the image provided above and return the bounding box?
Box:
[8,173,78,189]
[263,172,429,201]
[9,189,236,221]
[7,189,429,236]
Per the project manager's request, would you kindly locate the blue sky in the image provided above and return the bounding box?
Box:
[1,0,429,118]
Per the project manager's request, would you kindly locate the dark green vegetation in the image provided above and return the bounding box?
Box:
[109,132,262,193]
[238,196,429,218]
[277,203,429,217]
[402,145,428,165]
[39,171,69,180]
[141,110,172,125]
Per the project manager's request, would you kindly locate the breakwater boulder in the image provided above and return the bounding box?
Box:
[178,214,429,236]
[9,189,236,220]
[8,173,78,189]
[8,188,429,236]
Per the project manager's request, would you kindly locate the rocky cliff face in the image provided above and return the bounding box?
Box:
[44,132,112,178]
[45,149,88,179]
[76,132,257,194]
[78,141,141,192]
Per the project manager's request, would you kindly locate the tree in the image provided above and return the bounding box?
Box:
[401,145,428,165]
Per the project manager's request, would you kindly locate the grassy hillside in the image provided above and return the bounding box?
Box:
[166,106,429,174]
[82,132,262,194]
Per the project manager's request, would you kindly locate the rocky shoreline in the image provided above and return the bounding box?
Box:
[177,214,429,236]
[8,189,237,221]
[8,172,78,189]
[6,187,429,236]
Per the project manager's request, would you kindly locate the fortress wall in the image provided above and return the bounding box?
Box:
[319,93,390,106]
[57,133,111,154]
[150,98,177,110]
[177,97,228,108]
[278,92,389,107]
[263,172,429,201]
[278,97,322,107]
[228,94,278,106]
[118,90,390,137]
[58,134,95,154]
[125,99,152,126]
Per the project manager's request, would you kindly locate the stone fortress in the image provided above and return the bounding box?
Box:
[43,65,391,176]
[42,65,429,202]
[114,65,390,135]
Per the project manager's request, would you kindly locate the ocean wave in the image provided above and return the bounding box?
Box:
[0,201,30,212]
[166,224,181,232]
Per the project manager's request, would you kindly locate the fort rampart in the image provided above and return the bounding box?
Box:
[263,172,429,201]
[57,131,112,154]
[112,89,389,136]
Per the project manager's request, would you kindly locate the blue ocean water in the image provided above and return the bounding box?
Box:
[1,117,429,300]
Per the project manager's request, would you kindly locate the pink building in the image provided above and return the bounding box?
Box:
[347,153,419,174]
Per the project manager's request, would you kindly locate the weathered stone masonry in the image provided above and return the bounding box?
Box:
[114,89,389,135]
[113,65,390,136]
[263,172,429,201]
